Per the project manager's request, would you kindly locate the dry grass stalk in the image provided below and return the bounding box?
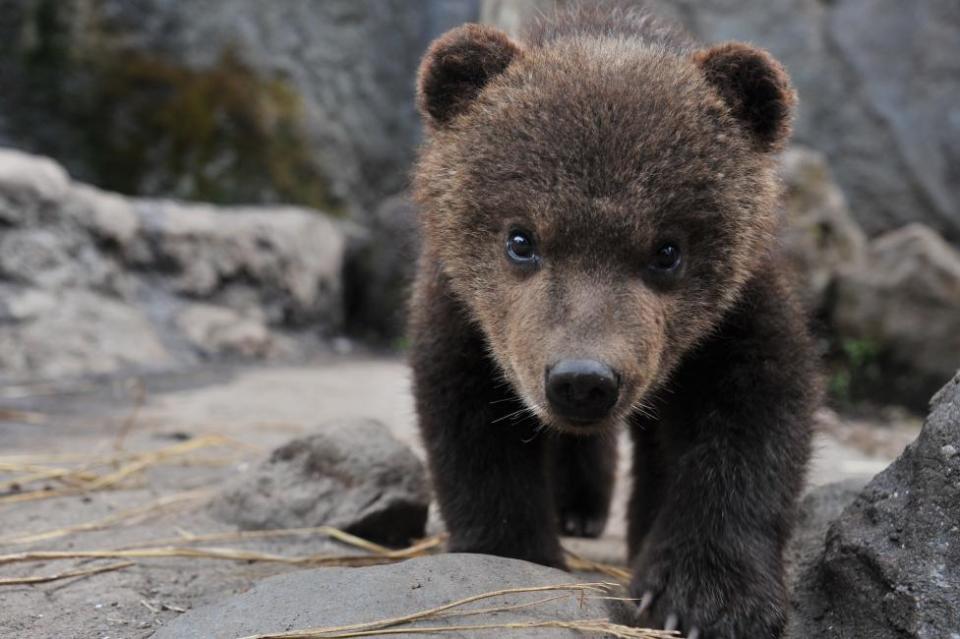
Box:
[246,583,610,637]
[235,583,674,639]
[0,489,211,546]
[0,538,443,568]
[0,561,133,586]
[0,465,100,492]
[0,435,248,505]
[252,620,676,638]
[125,525,399,555]
[565,550,632,582]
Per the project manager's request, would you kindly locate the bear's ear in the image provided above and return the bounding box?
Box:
[693,42,796,152]
[417,24,523,128]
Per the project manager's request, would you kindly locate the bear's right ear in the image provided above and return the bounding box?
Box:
[417,24,523,128]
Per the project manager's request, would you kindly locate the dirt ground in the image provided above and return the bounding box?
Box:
[0,355,922,639]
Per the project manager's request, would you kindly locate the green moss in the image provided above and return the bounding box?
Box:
[90,48,342,212]
[16,1,342,213]
[826,336,885,407]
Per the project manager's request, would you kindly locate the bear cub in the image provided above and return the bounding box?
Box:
[410,5,818,638]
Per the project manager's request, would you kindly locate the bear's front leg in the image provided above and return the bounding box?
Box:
[629,280,816,638]
[410,266,564,568]
[629,433,799,638]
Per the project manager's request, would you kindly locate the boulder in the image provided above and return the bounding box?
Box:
[831,223,960,407]
[0,0,480,217]
[482,0,960,242]
[344,193,420,341]
[175,304,275,359]
[788,373,960,638]
[785,479,866,590]
[127,199,346,328]
[0,288,173,379]
[153,554,626,639]
[0,149,347,381]
[779,147,867,311]
[210,419,430,547]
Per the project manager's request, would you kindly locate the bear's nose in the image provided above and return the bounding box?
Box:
[545,359,620,423]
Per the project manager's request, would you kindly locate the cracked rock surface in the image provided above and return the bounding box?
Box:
[788,372,960,638]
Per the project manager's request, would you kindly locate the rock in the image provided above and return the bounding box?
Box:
[175,304,274,359]
[831,223,960,407]
[0,289,173,378]
[788,373,960,638]
[0,149,347,381]
[153,554,625,639]
[779,147,867,311]
[785,479,866,590]
[129,199,347,328]
[344,193,420,341]
[482,0,960,242]
[0,0,480,217]
[210,419,429,546]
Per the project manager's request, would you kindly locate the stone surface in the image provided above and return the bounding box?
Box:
[345,193,420,340]
[0,148,347,381]
[482,0,960,242]
[785,479,866,592]
[832,223,960,406]
[0,0,480,217]
[175,303,275,359]
[0,355,919,639]
[152,554,624,639]
[779,147,867,311]
[210,418,430,546]
[788,373,960,638]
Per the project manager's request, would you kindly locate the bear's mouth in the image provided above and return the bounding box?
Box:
[535,394,635,436]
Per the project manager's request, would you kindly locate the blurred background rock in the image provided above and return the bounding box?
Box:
[0,0,957,412]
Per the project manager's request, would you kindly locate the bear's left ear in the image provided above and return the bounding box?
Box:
[417,24,523,129]
[693,42,796,153]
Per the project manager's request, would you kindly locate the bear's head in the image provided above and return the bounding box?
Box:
[414,22,795,434]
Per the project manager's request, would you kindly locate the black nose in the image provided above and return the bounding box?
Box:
[545,359,620,423]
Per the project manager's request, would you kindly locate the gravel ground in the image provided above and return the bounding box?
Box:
[0,355,919,639]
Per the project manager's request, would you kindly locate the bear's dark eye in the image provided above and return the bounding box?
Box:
[649,242,682,273]
[506,229,538,265]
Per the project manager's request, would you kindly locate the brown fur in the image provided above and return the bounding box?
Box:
[410,6,818,638]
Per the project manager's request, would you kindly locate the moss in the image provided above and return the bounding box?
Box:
[15,1,343,213]
[826,337,881,404]
[89,48,342,212]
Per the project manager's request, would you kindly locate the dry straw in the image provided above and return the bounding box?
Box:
[0,561,132,586]
[0,434,251,505]
[0,489,212,546]
[0,433,645,637]
[0,538,442,569]
[233,583,674,639]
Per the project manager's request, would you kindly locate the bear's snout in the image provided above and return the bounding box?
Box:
[544,359,620,424]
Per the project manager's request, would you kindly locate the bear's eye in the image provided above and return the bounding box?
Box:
[506,229,538,265]
[648,242,682,273]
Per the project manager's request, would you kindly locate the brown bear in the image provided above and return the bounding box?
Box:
[409,4,818,638]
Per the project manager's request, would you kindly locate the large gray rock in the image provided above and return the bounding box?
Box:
[832,223,960,407]
[0,149,346,381]
[153,554,625,639]
[784,479,866,598]
[0,0,479,217]
[788,373,960,638]
[779,147,867,311]
[344,193,420,341]
[210,419,430,547]
[482,0,960,242]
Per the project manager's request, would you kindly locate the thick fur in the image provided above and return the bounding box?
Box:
[410,5,818,638]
